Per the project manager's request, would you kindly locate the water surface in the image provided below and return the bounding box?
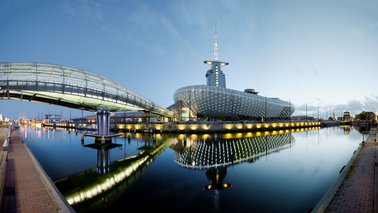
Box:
[21,126,361,212]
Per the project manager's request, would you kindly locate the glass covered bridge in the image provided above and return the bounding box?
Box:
[0,62,173,135]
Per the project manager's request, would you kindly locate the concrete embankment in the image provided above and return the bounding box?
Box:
[114,121,320,133]
[0,128,9,209]
[312,128,378,212]
[43,121,321,133]
[0,127,74,213]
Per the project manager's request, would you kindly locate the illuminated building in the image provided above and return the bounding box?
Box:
[173,32,295,121]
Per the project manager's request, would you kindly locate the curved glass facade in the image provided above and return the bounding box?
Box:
[174,85,295,119]
[0,62,172,117]
[174,134,294,169]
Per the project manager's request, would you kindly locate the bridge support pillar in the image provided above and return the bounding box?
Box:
[96,110,110,137]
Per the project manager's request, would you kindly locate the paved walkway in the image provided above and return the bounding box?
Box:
[0,127,74,213]
[313,128,378,213]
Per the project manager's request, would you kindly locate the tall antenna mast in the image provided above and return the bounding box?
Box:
[213,28,219,61]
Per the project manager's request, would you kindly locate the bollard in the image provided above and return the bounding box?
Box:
[3,138,9,151]
[339,165,346,173]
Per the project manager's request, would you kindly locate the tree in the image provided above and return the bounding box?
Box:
[356,111,376,121]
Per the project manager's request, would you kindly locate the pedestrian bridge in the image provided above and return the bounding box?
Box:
[0,62,173,118]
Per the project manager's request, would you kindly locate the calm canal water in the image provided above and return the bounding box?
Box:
[19,126,361,213]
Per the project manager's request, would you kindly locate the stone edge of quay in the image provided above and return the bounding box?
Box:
[311,140,364,213]
[23,140,75,213]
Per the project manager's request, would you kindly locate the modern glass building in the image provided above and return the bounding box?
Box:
[173,33,295,121]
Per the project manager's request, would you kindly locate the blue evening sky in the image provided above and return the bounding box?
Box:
[1,0,378,119]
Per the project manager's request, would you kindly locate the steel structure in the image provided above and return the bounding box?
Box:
[174,133,294,169]
[174,85,295,119]
[0,62,173,118]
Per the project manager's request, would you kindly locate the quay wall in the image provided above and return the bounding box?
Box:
[114,121,321,133]
[69,121,322,133]
[43,121,321,133]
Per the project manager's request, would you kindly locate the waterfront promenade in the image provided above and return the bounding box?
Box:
[0,127,73,213]
[313,128,378,212]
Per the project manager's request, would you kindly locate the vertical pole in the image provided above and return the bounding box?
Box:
[106,111,110,136]
[264,96,267,122]
[96,110,110,136]
[306,104,307,122]
[97,110,102,136]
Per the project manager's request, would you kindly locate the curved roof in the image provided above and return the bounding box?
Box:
[174,85,295,118]
[174,133,294,169]
[0,62,172,117]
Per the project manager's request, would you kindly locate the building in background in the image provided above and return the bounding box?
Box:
[173,32,295,121]
[44,114,62,124]
[343,111,351,121]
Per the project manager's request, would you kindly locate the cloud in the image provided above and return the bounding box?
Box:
[294,96,378,118]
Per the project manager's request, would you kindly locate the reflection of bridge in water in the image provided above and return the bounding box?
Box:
[55,135,173,209]
[82,142,122,174]
[173,133,294,169]
[54,132,298,211]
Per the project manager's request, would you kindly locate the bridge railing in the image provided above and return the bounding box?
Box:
[0,62,174,117]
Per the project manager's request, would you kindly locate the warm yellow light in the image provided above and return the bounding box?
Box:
[155,124,162,130]
[223,133,233,139]
[245,132,253,138]
[189,124,198,130]
[224,124,233,130]
[202,124,211,130]
[178,124,186,131]
[156,134,162,140]
[201,134,211,140]
[177,134,185,140]
[135,133,142,139]
[189,134,198,140]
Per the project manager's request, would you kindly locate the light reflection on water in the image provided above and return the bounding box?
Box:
[20,126,360,213]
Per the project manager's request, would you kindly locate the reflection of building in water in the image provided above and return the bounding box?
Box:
[83,142,121,174]
[204,166,232,191]
[173,134,294,169]
[342,126,351,135]
[172,133,294,211]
